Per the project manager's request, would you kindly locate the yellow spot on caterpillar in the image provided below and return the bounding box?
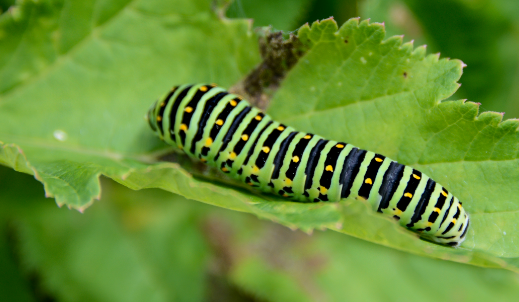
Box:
[262,146,270,153]
[326,165,333,172]
[180,124,187,131]
[434,208,441,213]
[365,178,373,185]
[247,182,253,186]
[292,156,300,163]
[216,119,224,126]
[303,135,311,139]
[413,174,421,180]
[336,144,345,148]
[160,102,165,107]
[221,167,228,172]
[375,157,383,162]
[241,134,249,141]
[200,158,207,163]
[185,106,193,113]
[285,178,292,185]
[255,115,262,121]
[320,186,328,194]
[205,138,213,147]
[277,126,285,131]
[252,165,260,173]
[427,222,433,226]
[394,209,402,215]
[458,203,462,210]
[452,218,457,224]
[404,192,413,198]
[156,116,162,122]
[357,196,367,201]
[442,190,448,197]
[230,100,238,106]
[229,152,237,159]
[283,194,289,197]
[200,86,208,92]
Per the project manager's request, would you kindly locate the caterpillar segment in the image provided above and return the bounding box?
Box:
[147,84,470,247]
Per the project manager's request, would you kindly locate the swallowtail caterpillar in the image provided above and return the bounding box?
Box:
[147,84,470,247]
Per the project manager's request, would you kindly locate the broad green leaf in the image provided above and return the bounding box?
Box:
[0,0,260,209]
[1,1,519,271]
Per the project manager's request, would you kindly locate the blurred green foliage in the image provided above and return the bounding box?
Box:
[3,165,519,301]
[2,0,519,301]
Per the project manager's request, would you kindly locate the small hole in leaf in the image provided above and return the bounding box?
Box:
[344,39,348,43]
[403,72,408,78]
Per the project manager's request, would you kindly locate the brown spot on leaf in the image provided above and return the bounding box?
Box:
[230,30,309,109]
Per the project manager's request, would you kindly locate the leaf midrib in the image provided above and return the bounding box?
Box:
[0,135,169,163]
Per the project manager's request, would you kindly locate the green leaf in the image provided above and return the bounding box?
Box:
[0,0,260,209]
[1,1,519,271]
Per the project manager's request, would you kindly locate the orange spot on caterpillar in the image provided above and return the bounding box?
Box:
[320,186,328,194]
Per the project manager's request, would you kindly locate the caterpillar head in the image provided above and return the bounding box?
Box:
[145,100,161,137]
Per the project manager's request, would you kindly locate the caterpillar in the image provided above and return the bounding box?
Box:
[147,83,470,247]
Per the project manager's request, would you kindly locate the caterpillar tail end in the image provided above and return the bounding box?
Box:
[427,215,470,248]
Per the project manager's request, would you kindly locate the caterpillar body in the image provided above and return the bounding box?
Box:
[147,83,470,247]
